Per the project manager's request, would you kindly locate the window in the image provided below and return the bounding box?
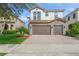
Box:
[73,13,76,19]
[37,12,41,20]
[33,11,41,20]
[33,12,36,20]
[54,12,58,19]
[4,24,8,30]
[45,13,49,16]
[10,24,13,30]
[68,16,70,21]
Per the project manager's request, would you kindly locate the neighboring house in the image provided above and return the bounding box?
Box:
[15,17,24,28]
[65,8,79,24]
[0,16,24,31]
[64,8,79,30]
[28,7,67,35]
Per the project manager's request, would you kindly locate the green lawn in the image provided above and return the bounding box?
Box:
[0,53,7,56]
[0,34,25,44]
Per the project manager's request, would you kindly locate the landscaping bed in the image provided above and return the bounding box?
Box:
[0,27,29,44]
[0,34,25,44]
[66,22,79,39]
[17,35,30,39]
[0,53,7,56]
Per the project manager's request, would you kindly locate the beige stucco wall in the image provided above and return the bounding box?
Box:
[49,21,66,35]
[15,19,24,29]
[0,22,16,30]
[0,20,24,31]
[8,23,16,30]
[0,23,4,31]
[0,16,24,31]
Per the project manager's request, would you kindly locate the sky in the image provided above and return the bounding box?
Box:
[19,3,79,28]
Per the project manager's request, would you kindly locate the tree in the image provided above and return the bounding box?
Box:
[0,4,13,19]
[8,3,39,17]
[0,3,38,33]
[66,22,79,37]
[0,3,38,19]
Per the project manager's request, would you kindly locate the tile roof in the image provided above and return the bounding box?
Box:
[29,6,64,12]
[30,18,67,24]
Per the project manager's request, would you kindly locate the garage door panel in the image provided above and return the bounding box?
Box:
[53,25,63,35]
[32,25,51,35]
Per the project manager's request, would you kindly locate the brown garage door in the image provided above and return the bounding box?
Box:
[32,25,51,35]
[53,25,63,35]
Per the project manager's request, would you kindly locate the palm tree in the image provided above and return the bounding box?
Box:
[0,3,38,33]
[0,3,38,19]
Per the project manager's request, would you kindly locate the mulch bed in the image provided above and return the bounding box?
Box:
[17,35,30,39]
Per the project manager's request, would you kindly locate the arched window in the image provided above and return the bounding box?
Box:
[37,12,41,20]
[33,11,41,20]
[54,12,58,19]
[33,12,36,20]
[4,24,8,30]
[10,24,13,30]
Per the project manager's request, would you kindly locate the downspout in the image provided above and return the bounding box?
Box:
[27,17,30,35]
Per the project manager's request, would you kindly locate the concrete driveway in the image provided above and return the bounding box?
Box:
[23,35,79,44]
[6,35,79,56]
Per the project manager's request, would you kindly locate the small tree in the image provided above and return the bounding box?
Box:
[66,22,79,36]
[17,27,29,35]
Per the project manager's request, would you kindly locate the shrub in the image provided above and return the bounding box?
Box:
[66,30,70,36]
[17,27,29,35]
[26,28,29,34]
[0,34,25,44]
[66,22,79,37]
[2,27,29,37]
[2,30,17,34]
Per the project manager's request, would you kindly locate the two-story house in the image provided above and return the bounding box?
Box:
[28,7,67,35]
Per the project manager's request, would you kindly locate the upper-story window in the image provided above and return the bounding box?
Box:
[37,12,41,20]
[33,12,37,20]
[45,12,49,16]
[33,11,41,20]
[73,13,76,19]
[54,12,58,19]
[68,16,70,21]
